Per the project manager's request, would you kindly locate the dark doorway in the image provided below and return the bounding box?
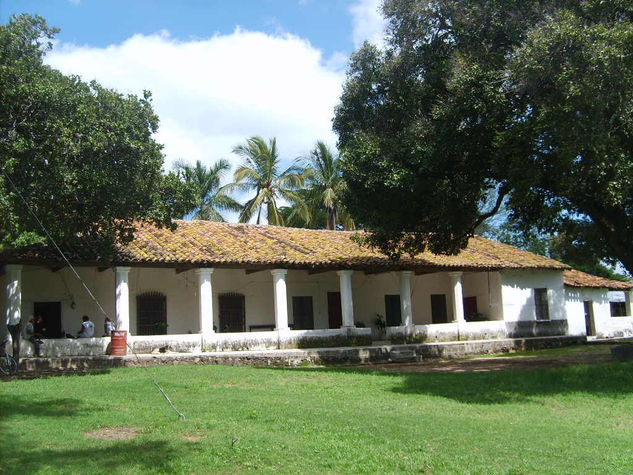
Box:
[384,295,401,326]
[584,300,595,336]
[33,302,62,338]
[431,294,448,324]
[463,296,478,321]
[327,292,342,329]
[292,296,314,330]
[137,292,167,335]
[219,293,245,332]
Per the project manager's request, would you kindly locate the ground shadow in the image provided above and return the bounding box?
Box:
[391,362,633,404]
[258,359,633,404]
[0,396,90,418]
[1,439,182,474]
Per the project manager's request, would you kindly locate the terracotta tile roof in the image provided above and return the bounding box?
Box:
[0,220,569,272]
[563,269,633,290]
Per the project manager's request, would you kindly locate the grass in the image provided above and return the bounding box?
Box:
[2,359,633,474]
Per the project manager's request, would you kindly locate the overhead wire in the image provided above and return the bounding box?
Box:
[0,165,186,420]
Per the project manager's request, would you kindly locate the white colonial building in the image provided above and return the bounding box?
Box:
[1,221,631,356]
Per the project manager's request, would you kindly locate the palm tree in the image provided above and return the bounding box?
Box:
[174,159,241,221]
[228,136,306,225]
[302,141,354,230]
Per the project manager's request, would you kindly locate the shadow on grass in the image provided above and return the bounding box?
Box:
[0,396,89,418]
[391,362,633,404]
[259,361,633,404]
[2,439,182,475]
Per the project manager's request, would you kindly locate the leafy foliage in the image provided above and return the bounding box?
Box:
[280,141,354,230]
[0,14,194,254]
[228,136,305,225]
[174,159,240,221]
[484,216,630,281]
[334,1,633,271]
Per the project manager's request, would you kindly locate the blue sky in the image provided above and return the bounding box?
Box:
[0,0,385,172]
[1,0,357,56]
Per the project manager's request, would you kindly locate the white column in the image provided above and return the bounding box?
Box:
[5,265,22,327]
[196,268,214,334]
[271,269,289,331]
[626,290,633,317]
[337,270,355,328]
[399,271,414,327]
[448,271,465,323]
[115,267,131,332]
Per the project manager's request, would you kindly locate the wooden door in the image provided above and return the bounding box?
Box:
[384,295,401,326]
[33,302,62,338]
[137,292,167,335]
[327,292,342,329]
[463,296,478,321]
[219,293,245,333]
[292,296,314,330]
[431,294,448,324]
[584,300,595,336]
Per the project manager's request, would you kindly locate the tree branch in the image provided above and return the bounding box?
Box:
[473,183,510,229]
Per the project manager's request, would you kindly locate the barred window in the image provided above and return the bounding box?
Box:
[534,288,549,320]
[610,302,627,317]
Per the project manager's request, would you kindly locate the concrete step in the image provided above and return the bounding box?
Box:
[372,340,391,346]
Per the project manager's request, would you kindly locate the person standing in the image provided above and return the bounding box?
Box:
[24,316,43,357]
[103,317,115,336]
[77,315,95,338]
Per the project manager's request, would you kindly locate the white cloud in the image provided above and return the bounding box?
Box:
[45,29,344,173]
[349,0,387,48]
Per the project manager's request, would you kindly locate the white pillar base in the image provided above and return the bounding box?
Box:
[399,271,414,329]
[271,269,289,331]
[196,268,215,334]
[5,264,22,327]
[115,267,131,333]
[337,270,355,328]
[448,271,465,323]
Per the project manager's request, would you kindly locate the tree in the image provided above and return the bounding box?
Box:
[303,141,353,230]
[0,14,193,253]
[174,159,240,221]
[279,142,354,230]
[333,0,633,273]
[228,136,305,225]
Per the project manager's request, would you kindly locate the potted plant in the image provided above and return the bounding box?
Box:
[374,314,386,339]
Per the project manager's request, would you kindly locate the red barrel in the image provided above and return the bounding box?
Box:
[110,330,127,356]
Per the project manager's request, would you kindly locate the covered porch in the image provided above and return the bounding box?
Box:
[2,263,522,357]
[1,220,580,357]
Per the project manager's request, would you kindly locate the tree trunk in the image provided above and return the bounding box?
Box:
[326,208,336,230]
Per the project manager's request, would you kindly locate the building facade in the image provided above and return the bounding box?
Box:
[1,221,631,356]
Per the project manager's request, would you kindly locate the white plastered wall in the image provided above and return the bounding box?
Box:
[5,265,556,336]
[500,270,566,322]
[9,265,115,336]
[408,271,502,324]
[130,268,343,333]
[350,272,400,325]
[566,287,633,338]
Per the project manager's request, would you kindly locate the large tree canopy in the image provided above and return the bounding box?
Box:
[333,0,633,272]
[0,14,193,253]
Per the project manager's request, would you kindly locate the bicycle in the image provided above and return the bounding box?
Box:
[0,352,17,376]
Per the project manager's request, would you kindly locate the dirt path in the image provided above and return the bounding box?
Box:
[366,345,614,374]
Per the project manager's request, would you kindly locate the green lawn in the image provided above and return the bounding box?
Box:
[2,360,633,474]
